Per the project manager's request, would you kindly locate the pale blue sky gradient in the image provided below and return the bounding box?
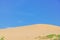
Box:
[0,0,60,28]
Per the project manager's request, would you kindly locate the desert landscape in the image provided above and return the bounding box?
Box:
[0,24,60,40]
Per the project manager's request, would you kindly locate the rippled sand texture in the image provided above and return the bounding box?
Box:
[0,24,60,40]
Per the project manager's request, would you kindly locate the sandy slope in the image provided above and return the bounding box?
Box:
[0,24,60,40]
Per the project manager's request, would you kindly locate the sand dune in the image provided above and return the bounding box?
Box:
[0,24,60,40]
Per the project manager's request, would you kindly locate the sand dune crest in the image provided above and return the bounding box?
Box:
[0,24,60,40]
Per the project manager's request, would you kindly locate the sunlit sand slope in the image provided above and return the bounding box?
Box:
[0,24,60,40]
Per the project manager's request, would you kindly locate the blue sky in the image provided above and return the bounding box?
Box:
[0,0,60,28]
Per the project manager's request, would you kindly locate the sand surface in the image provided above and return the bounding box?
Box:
[0,24,60,40]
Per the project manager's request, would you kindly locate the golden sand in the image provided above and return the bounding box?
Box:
[0,24,60,40]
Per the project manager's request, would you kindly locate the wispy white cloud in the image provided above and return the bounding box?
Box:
[17,19,24,23]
